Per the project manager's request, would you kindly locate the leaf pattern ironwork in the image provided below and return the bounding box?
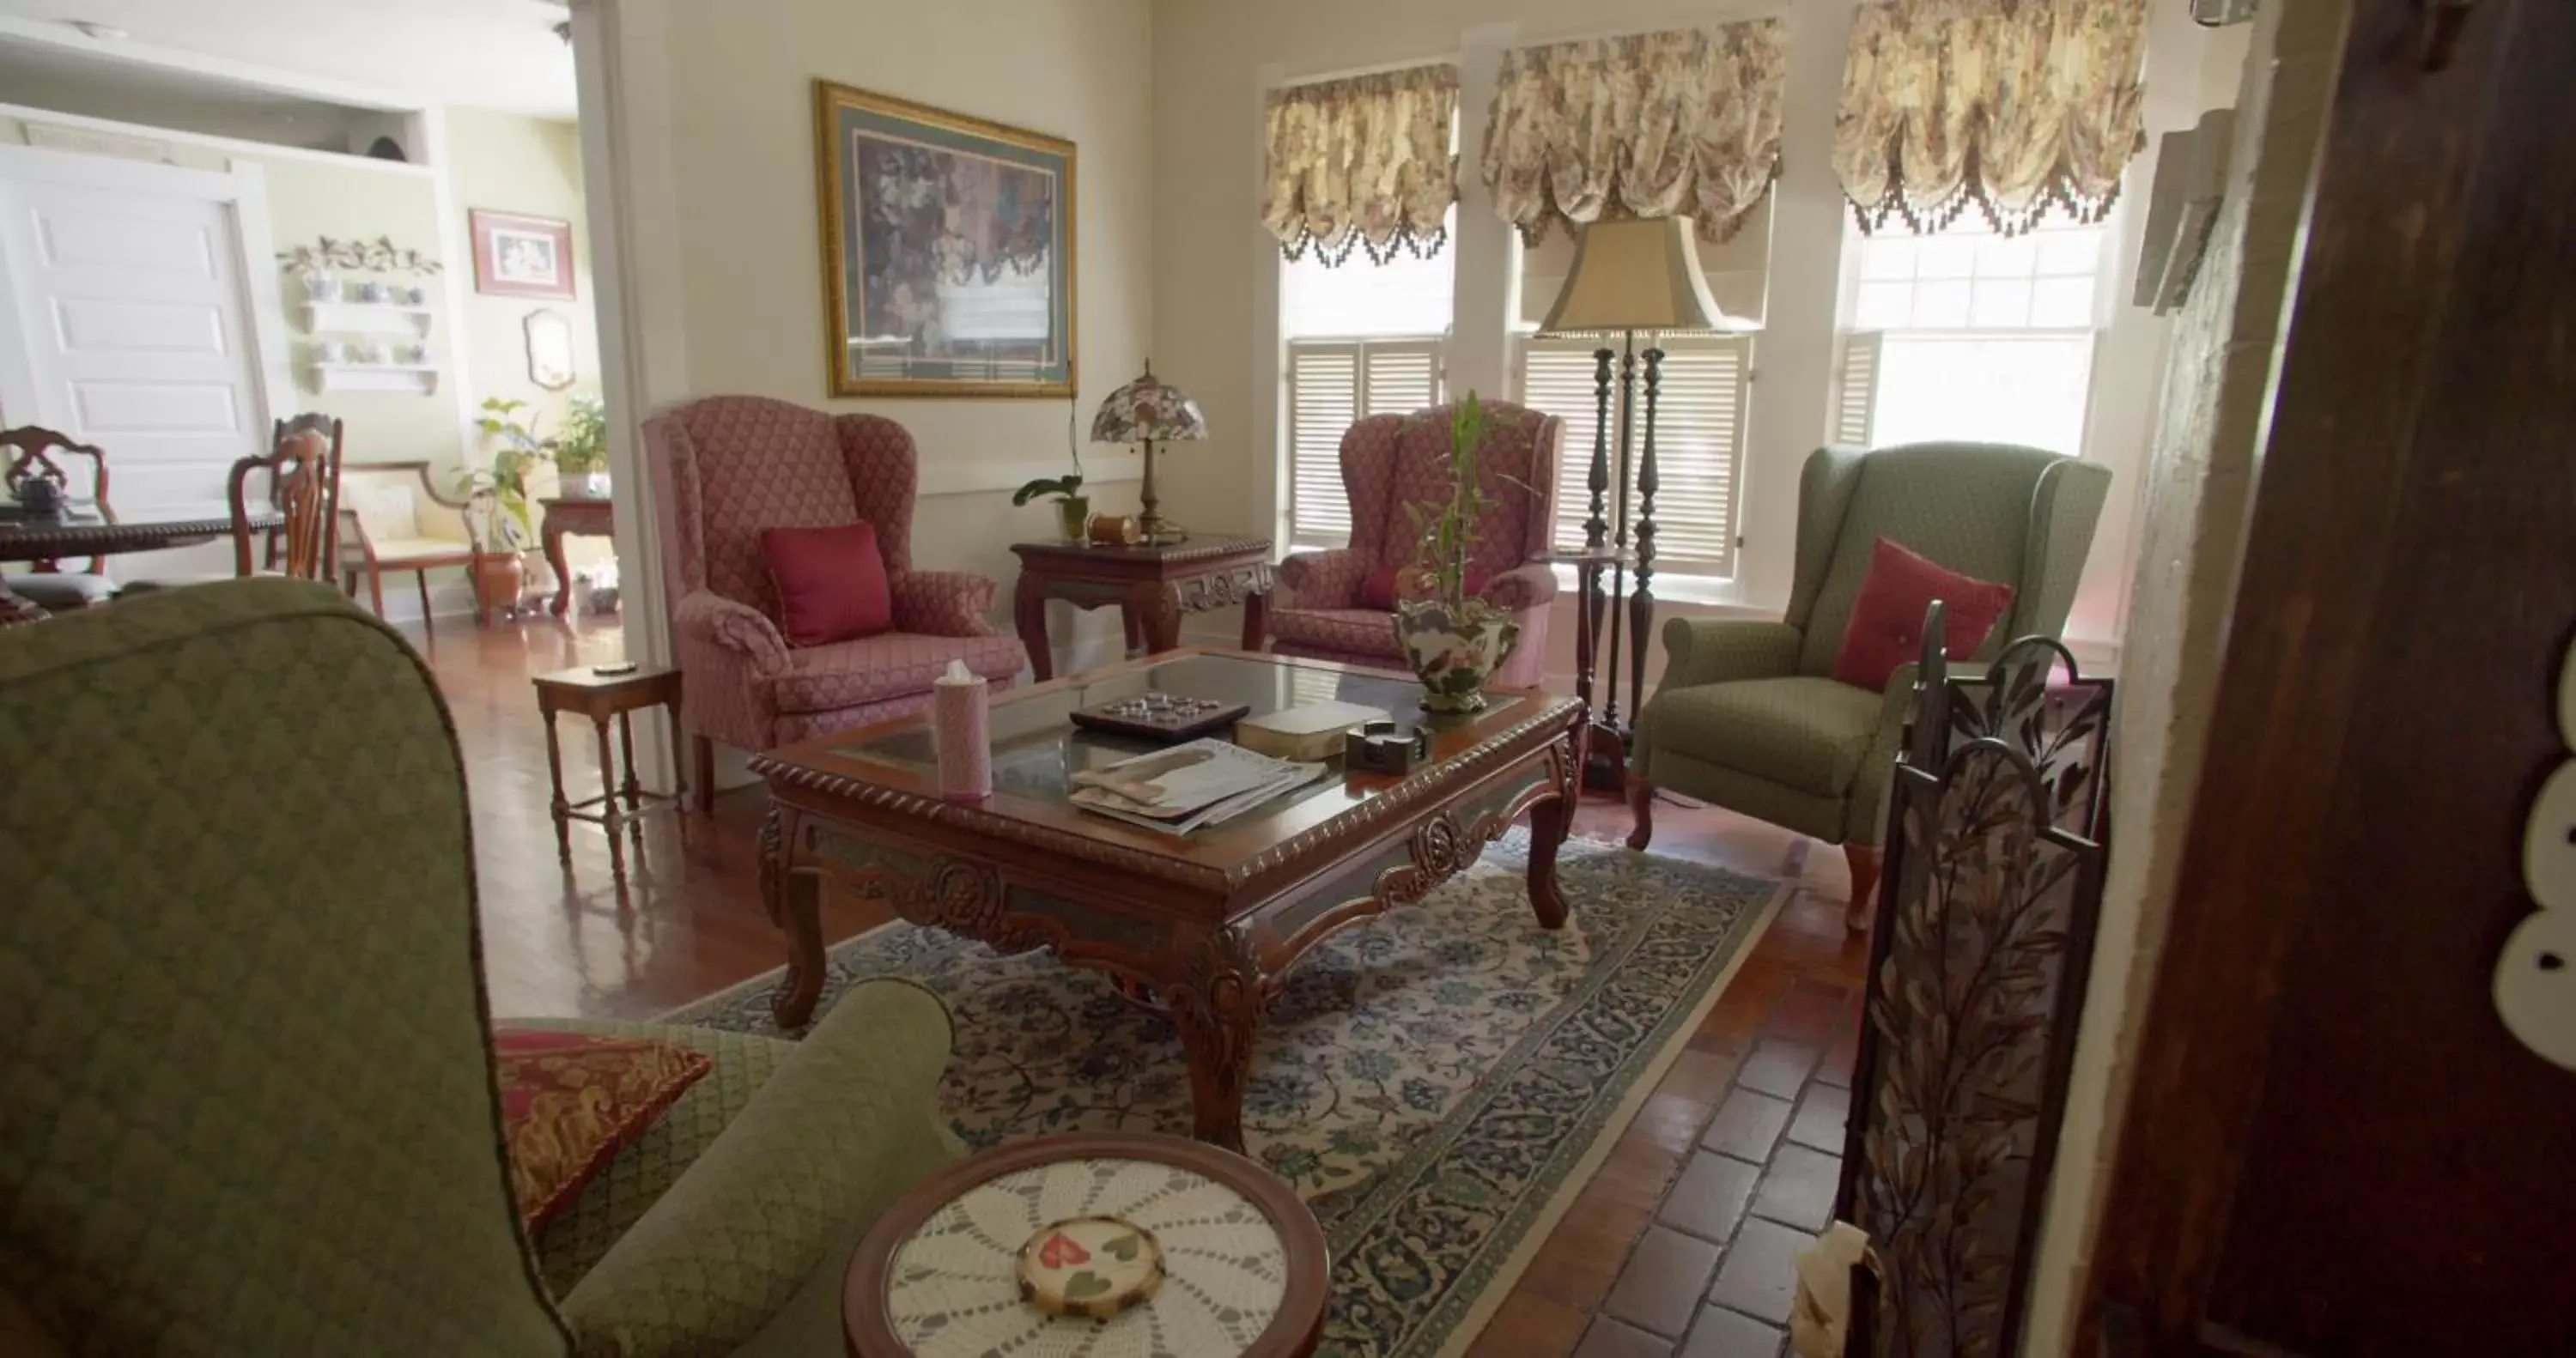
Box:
[1843,624,2111,1358]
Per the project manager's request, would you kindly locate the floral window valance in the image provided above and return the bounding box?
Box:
[1263,64,1458,266]
[1479,22,1789,246]
[1834,0,2149,235]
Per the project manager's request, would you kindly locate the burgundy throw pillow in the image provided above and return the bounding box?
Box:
[492,1029,713,1231]
[1831,537,2016,689]
[1360,563,1492,611]
[761,522,892,647]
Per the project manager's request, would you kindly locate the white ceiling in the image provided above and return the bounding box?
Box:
[0,0,579,118]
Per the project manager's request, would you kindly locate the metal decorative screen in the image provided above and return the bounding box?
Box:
[1833,614,2114,1358]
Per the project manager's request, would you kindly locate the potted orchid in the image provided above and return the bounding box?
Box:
[1391,391,1521,712]
[1011,442,1091,543]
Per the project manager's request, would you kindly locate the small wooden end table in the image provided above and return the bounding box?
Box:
[1012,536,1273,682]
[843,1131,1327,1358]
[540,495,616,617]
[532,662,685,879]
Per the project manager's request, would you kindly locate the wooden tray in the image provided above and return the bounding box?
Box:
[1069,692,1251,743]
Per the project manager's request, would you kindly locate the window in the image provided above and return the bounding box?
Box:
[1279,207,1455,546]
[1284,339,1444,545]
[1518,333,1753,578]
[1834,218,2111,455]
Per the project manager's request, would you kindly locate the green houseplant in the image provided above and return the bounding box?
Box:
[551,395,610,497]
[453,398,551,619]
[1011,442,1091,543]
[1391,391,1522,712]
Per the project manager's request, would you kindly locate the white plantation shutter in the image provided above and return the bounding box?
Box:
[1643,337,1752,577]
[1519,339,1612,552]
[1285,336,1443,545]
[1831,331,1882,447]
[1515,332,1753,578]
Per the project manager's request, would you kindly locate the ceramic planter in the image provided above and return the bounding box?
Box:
[1392,598,1521,713]
[1056,495,1091,543]
[562,471,611,499]
[471,551,528,621]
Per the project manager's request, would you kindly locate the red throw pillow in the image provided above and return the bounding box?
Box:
[1361,563,1491,611]
[762,522,893,647]
[1832,537,2016,689]
[492,1029,714,1232]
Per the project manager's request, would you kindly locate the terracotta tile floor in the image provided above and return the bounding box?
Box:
[418,615,1869,1358]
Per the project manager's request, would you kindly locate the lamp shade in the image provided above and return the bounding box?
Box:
[1538,216,1740,334]
[1091,362,1209,444]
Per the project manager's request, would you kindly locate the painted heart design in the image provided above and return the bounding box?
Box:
[1102,1233,1140,1262]
[1064,1270,1111,1300]
[1036,1232,1091,1270]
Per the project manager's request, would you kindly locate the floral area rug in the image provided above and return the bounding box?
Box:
[666,837,1783,1358]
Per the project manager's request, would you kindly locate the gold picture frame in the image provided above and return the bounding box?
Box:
[813,80,1078,398]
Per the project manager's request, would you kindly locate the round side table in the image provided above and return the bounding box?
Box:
[844,1132,1328,1358]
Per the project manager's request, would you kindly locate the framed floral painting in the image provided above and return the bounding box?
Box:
[812,80,1076,398]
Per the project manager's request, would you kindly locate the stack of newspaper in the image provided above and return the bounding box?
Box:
[1068,738,1326,834]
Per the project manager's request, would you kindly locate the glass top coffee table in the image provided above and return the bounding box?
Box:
[750,648,1584,1150]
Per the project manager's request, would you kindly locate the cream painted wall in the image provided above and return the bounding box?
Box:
[636,0,1154,664]
[2016,0,2346,1349]
[1150,0,2244,660]
[0,109,468,472]
[441,105,611,575]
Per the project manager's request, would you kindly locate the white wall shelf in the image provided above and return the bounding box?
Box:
[301,301,435,337]
[313,362,440,395]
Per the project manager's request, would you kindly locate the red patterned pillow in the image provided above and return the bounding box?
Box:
[1831,537,2015,690]
[762,521,893,647]
[492,1030,713,1231]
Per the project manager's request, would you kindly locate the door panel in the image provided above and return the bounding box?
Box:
[0,169,265,561]
[2084,0,2576,1351]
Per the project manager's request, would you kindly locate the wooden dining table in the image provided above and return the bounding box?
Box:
[0,506,285,562]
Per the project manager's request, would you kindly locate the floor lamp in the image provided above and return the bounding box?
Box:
[1537,216,1729,789]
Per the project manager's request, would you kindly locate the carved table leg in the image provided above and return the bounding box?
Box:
[761,808,828,1028]
[593,715,627,880]
[1121,604,1145,657]
[1528,790,1572,930]
[1014,572,1054,682]
[1166,925,1263,1153]
[544,513,574,617]
[1141,583,1185,656]
[1240,585,1269,652]
[541,706,570,863]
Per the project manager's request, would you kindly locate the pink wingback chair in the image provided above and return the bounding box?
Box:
[1266,400,1560,688]
[647,396,1026,804]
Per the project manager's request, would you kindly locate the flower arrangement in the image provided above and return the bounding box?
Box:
[1012,440,1091,542]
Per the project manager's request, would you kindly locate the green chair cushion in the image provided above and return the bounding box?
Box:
[1644,676,1885,799]
[508,1020,801,1300]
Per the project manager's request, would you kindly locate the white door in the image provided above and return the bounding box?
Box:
[0,147,287,578]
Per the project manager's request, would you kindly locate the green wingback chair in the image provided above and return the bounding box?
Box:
[0,579,960,1357]
[1625,443,2110,921]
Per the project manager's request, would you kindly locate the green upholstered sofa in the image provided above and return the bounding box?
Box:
[0,579,961,1357]
[1625,443,2109,923]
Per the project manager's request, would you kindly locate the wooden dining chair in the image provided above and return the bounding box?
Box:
[1,425,120,610]
[228,414,346,581]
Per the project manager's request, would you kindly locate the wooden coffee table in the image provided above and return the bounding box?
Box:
[750,649,1583,1150]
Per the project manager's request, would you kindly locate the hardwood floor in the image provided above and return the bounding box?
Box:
[422,614,1869,1358]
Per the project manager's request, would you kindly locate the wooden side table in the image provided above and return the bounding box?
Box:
[532,662,684,880]
[844,1131,1327,1358]
[1010,536,1273,682]
[539,495,616,617]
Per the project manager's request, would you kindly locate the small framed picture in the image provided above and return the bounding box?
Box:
[470,209,574,300]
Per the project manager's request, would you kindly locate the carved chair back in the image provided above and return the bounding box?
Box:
[2,425,113,575]
[228,414,345,581]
